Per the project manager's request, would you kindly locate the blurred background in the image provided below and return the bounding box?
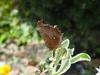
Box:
[0,0,100,75]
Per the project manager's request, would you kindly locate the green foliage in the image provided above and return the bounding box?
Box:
[0,0,40,46]
[40,39,91,75]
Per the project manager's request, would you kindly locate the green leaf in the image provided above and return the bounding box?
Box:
[53,59,71,75]
[71,53,91,64]
[0,34,6,43]
[61,39,69,49]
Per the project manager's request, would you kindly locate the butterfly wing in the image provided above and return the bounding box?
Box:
[37,20,62,50]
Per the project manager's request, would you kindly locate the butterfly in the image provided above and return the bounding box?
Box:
[37,20,62,50]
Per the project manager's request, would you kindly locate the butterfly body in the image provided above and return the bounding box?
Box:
[37,20,62,50]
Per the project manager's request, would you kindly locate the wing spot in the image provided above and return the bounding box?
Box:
[53,37,55,39]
